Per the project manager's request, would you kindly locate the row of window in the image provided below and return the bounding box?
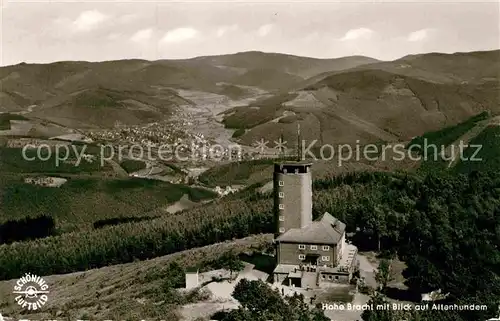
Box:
[281,168,308,174]
[299,254,330,261]
[277,188,312,198]
[299,244,330,251]
[322,274,339,280]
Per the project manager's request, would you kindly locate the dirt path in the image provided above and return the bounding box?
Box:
[444,115,500,167]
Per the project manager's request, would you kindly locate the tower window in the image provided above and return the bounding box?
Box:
[310,245,318,250]
[299,254,305,260]
[278,180,284,186]
[298,244,306,250]
[278,192,284,198]
[279,216,285,221]
[279,204,285,210]
[279,227,285,233]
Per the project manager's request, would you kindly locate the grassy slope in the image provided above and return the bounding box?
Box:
[0,235,271,320]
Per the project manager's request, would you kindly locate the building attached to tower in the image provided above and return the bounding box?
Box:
[272,162,359,288]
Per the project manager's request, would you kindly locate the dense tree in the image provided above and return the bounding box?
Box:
[375,259,394,291]
[218,250,245,278]
[221,279,329,321]
[0,170,499,321]
[0,215,55,244]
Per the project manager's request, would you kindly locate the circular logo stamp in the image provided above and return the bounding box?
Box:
[12,273,49,310]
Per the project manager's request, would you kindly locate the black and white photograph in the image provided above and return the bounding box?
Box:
[0,0,499,320]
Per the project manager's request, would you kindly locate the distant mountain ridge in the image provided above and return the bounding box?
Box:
[0,51,379,128]
[224,49,500,146]
[0,50,498,141]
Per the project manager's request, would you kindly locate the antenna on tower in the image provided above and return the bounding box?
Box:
[296,123,301,161]
[279,129,285,159]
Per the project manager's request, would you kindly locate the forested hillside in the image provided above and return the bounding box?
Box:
[1,170,498,319]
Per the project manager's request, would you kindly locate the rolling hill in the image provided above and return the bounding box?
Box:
[0,52,378,129]
[227,50,500,147]
[186,51,380,79]
[3,50,496,142]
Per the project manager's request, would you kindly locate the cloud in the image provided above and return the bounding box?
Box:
[119,14,138,24]
[407,28,434,42]
[216,24,238,38]
[131,28,154,43]
[72,10,109,32]
[108,33,121,41]
[257,24,274,37]
[161,27,199,43]
[340,27,374,41]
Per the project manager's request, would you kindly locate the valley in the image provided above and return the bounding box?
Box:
[0,48,499,321]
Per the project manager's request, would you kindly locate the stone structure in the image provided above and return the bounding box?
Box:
[272,162,358,288]
[185,268,199,289]
[273,162,313,236]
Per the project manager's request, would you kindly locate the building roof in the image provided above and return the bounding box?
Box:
[274,161,313,166]
[276,212,346,245]
[273,264,298,274]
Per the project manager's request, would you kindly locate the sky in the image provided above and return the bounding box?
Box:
[0,0,499,66]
